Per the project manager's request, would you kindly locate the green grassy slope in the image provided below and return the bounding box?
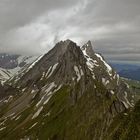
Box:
[0,81,119,140]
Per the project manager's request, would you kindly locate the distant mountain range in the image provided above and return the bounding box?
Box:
[119,68,140,81]
[110,63,140,81]
[0,53,38,83]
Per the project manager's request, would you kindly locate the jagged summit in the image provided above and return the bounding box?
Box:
[65,39,74,44]
[86,40,92,47]
[82,40,93,49]
[55,39,77,48]
[81,40,94,57]
[49,39,79,58]
[55,39,94,59]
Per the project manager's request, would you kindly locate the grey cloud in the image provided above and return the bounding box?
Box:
[105,53,140,62]
[0,0,140,63]
[0,0,79,32]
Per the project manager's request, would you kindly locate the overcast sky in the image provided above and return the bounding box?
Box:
[0,0,140,63]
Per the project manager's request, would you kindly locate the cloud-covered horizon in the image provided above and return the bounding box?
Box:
[0,0,140,63]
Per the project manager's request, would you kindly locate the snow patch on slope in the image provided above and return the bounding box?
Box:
[29,122,38,129]
[47,63,59,78]
[102,78,110,86]
[82,48,99,70]
[82,47,98,79]
[28,54,44,70]
[36,82,62,107]
[95,53,112,76]
[32,106,43,119]
[74,66,81,82]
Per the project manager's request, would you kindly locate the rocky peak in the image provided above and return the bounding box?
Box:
[44,39,79,63]
[86,40,92,47]
[81,40,94,57]
[54,39,77,51]
[10,40,85,88]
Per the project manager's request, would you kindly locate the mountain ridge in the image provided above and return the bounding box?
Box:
[0,40,135,140]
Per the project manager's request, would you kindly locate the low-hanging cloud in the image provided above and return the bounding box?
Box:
[0,0,140,63]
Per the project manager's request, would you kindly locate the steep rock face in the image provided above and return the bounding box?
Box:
[81,41,133,109]
[0,40,133,140]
